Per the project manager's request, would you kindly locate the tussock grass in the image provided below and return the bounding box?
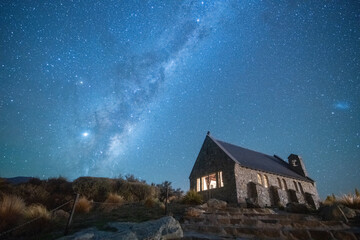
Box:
[24,204,51,220]
[144,197,156,208]
[323,189,360,209]
[181,190,203,205]
[339,194,360,209]
[0,194,26,231]
[75,196,92,213]
[101,193,124,211]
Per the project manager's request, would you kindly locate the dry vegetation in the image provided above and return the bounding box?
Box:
[323,189,360,209]
[101,193,124,211]
[75,196,92,213]
[0,175,184,239]
[182,190,203,205]
[0,194,26,231]
[24,204,51,220]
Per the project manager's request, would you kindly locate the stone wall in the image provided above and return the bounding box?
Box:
[189,136,238,203]
[234,164,320,208]
[189,135,320,208]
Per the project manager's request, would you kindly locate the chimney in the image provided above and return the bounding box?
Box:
[288,154,308,177]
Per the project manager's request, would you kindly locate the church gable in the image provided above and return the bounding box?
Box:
[189,132,320,208]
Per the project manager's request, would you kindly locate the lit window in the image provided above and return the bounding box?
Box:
[208,173,217,189]
[282,179,287,190]
[196,178,200,192]
[294,181,299,192]
[201,176,208,191]
[257,173,262,185]
[298,182,304,193]
[263,175,269,188]
[277,178,282,189]
[200,171,224,191]
[218,171,224,187]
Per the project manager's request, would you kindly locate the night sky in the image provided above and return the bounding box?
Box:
[1,1,359,199]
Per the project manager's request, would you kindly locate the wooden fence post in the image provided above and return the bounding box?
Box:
[164,186,168,215]
[64,193,79,235]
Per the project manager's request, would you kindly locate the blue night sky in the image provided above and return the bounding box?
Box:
[0,0,359,199]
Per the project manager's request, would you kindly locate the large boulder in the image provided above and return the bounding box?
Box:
[207,199,227,209]
[320,204,356,222]
[185,207,205,217]
[58,216,183,240]
[285,202,312,214]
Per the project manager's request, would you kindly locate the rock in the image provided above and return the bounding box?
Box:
[53,209,70,220]
[58,216,183,240]
[185,207,205,217]
[207,199,227,209]
[127,216,183,239]
[320,204,356,222]
[245,198,260,208]
[198,203,208,209]
[285,202,311,214]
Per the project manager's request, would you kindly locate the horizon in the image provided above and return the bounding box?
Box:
[1,1,359,200]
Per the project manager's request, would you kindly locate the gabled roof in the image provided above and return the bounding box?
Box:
[208,135,313,182]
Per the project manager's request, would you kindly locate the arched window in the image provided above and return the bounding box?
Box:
[263,175,269,188]
[282,179,287,190]
[277,178,282,189]
[298,182,304,193]
[257,173,262,185]
[293,181,299,192]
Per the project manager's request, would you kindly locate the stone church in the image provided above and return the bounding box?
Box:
[189,132,320,209]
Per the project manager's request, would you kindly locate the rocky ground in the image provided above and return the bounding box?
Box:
[58,199,360,240]
[181,199,360,240]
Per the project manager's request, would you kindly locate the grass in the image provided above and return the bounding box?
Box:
[339,193,360,209]
[181,190,203,205]
[101,193,125,211]
[0,194,26,231]
[323,189,360,209]
[24,204,51,220]
[75,196,92,213]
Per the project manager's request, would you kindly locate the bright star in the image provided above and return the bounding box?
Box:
[196,18,200,22]
[82,132,89,137]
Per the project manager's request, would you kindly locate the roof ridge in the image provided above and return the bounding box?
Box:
[207,134,312,182]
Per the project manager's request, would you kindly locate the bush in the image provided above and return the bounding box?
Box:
[322,189,360,210]
[116,180,155,202]
[101,193,124,211]
[144,198,156,208]
[339,193,360,209]
[0,194,26,231]
[75,196,92,213]
[73,177,112,202]
[182,190,203,205]
[15,184,50,206]
[24,204,51,220]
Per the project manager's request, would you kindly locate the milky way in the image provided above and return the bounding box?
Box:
[0,1,359,198]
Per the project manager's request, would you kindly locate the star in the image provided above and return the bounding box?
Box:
[82,132,89,137]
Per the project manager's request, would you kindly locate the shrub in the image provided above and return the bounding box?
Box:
[73,177,112,202]
[24,204,50,220]
[182,190,203,205]
[144,198,156,208]
[22,204,52,235]
[339,193,360,209]
[75,196,92,213]
[116,180,154,202]
[323,194,336,205]
[0,195,26,231]
[101,193,124,211]
[15,184,50,206]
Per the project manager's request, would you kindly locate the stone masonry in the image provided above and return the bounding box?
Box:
[189,133,320,209]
